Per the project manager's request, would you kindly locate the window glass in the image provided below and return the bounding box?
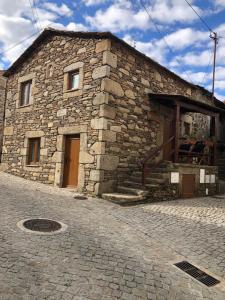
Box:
[28,138,40,165]
[68,71,79,90]
[20,80,32,106]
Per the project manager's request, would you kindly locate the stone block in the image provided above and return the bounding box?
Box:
[92,66,110,80]
[77,47,86,54]
[103,51,117,68]
[141,78,150,87]
[90,170,104,181]
[91,118,108,130]
[97,155,119,170]
[78,164,85,190]
[40,148,48,156]
[80,133,87,151]
[56,135,64,151]
[79,152,94,164]
[99,130,117,142]
[4,126,13,136]
[58,125,80,135]
[25,130,44,138]
[94,180,115,195]
[125,89,135,99]
[57,108,67,117]
[99,104,116,119]
[52,151,63,163]
[93,92,109,105]
[95,39,111,53]
[155,71,162,82]
[101,78,124,97]
[90,142,105,155]
[110,125,121,132]
[134,107,142,114]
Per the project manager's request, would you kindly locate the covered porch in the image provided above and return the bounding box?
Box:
[148,93,222,167]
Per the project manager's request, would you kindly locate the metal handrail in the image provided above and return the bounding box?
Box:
[142,136,175,185]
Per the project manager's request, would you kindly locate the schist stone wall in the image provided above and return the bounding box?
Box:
[0,72,6,159]
[1,33,216,195]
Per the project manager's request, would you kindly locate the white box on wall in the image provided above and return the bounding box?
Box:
[200,169,205,183]
[210,174,216,184]
[205,175,210,183]
[171,172,179,184]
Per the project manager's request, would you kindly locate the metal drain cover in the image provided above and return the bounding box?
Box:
[74,195,88,200]
[17,218,68,235]
[174,261,220,287]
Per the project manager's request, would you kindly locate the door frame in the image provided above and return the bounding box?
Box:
[53,126,87,190]
[62,134,80,188]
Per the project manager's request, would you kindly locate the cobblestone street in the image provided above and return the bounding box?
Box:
[1,172,225,300]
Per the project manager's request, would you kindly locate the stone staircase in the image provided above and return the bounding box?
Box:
[102,162,171,204]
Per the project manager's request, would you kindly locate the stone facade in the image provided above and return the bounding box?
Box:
[0,71,6,160]
[1,30,219,195]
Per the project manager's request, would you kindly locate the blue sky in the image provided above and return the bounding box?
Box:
[0,0,225,100]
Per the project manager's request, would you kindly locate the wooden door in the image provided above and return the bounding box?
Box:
[181,174,195,198]
[163,117,174,160]
[63,135,80,188]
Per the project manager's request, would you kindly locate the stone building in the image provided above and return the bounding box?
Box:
[0,71,6,160]
[1,28,225,201]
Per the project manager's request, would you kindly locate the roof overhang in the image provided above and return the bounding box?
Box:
[149,93,224,116]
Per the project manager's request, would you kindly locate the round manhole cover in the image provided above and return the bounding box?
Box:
[17,218,67,235]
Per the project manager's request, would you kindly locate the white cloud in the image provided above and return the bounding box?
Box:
[86,1,150,32]
[146,0,202,24]
[43,2,73,17]
[82,0,107,6]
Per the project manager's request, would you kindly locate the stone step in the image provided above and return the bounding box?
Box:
[117,186,148,196]
[123,180,143,189]
[145,183,161,190]
[102,193,144,204]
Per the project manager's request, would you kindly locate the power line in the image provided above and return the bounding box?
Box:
[200,51,214,86]
[0,31,39,57]
[183,0,213,33]
[28,0,41,32]
[32,0,42,31]
[138,0,194,84]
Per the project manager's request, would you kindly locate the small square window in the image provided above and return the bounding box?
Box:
[68,71,79,90]
[28,138,40,165]
[20,80,32,106]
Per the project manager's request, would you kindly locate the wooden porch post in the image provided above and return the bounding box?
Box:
[174,104,180,163]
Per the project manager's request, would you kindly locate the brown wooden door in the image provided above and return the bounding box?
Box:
[163,117,174,160]
[63,135,80,188]
[182,174,195,198]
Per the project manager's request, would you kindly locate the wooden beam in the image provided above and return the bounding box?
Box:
[174,104,180,163]
[175,100,218,117]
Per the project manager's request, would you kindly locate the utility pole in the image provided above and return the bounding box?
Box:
[210,31,219,98]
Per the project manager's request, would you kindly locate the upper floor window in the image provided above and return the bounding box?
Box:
[20,80,32,106]
[68,70,80,90]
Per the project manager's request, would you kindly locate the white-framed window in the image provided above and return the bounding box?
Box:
[20,80,32,106]
[68,70,80,90]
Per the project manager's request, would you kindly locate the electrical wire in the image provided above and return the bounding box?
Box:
[0,31,39,57]
[138,0,194,84]
[200,51,214,87]
[183,0,213,33]
[28,0,41,32]
[32,0,42,31]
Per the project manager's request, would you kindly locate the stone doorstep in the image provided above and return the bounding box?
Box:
[102,193,144,204]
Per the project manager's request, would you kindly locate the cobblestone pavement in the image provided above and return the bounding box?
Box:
[1,173,225,300]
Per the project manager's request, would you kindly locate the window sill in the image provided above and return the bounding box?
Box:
[16,105,33,113]
[63,89,83,98]
[26,164,40,167]
[66,88,79,92]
